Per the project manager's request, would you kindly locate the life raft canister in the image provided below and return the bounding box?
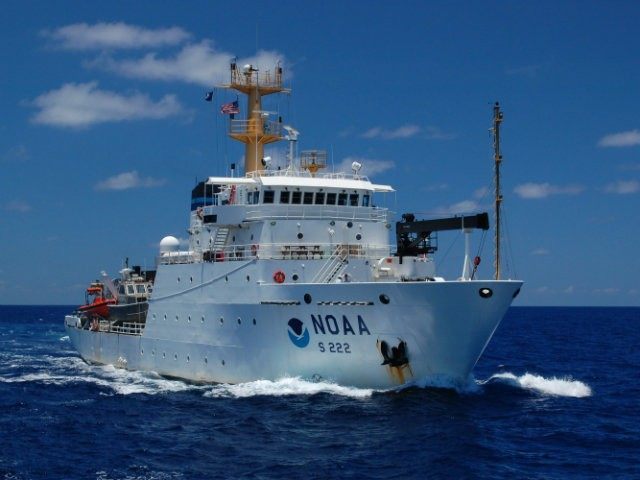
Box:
[273,270,285,284]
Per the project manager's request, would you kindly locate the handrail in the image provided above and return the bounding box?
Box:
[312,245,348,283]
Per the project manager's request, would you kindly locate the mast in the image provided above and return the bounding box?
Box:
[221,61,289,175]
[492,102,504,280]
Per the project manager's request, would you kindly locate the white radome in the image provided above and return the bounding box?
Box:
[159,236,180,253]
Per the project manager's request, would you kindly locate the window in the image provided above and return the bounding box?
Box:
[303,192,314,204]
[349,194,359,206]
[263,190,275,204]
[291,191,302,204]
[126,285,135,295]
[136,285,146,294]
[203,214,217,224]
[326,192,336,205]
[338,193,348,206]
[248,191,259,205]
[315,192,325,205]
[363,194,370,207]
[118,285,125,295]
[280,191,290,203]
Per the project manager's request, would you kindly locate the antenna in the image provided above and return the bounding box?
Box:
[492,102,504,280]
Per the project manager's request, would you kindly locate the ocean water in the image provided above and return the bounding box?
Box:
[0,306,638,479]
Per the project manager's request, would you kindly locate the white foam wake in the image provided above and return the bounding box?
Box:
[205,376,375,399]
[482,372,592,398]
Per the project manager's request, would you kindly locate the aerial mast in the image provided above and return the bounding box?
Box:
[221,61,289,175]
[492,102,504,280]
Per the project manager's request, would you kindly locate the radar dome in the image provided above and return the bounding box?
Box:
[159,236,180,253]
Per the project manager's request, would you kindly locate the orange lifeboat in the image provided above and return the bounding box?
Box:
[77,282,116,318]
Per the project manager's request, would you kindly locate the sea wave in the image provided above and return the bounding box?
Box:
[204,376,375,399]
[480,371,592,398]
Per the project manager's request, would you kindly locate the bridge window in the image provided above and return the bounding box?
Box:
[315,192,325,205]
[292,191,302,204]
[248,191,259,204]
[263,190,275,204]
[303,192,314,204]
[338,193,348,206]
[280,191,290,203]
[349,194,359,206]
[363,194,370,207]
[326,193,336,205]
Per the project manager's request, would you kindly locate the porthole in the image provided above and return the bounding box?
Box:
[246,275,250,282]
[187,355,190,363]
[162,352,166,358]
[237,318,241,325]
[188,315,191,322]
[141,349,144,356]
[175,315,179,321]
[225,276,229,282]
[292,274,299,281]
[152,313,156,319]
[297,232,304,239]
[379,294,390,304]
[347,221,353,228]
[177,277,181,282]
[204,357,208,364]
[220,317,224,324]
[304,293,312,304]
[356,233,362,241]
[479,288,493,299]
[190,276,193,283]
[330,220,335,226]
[221,360,226,366]
[152,350,155,356]
[201,315,205,323]
[253,318,256,325]
[164,314,167,320]
[174,354,178,360]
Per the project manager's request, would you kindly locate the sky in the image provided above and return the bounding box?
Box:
[1,0,639,306]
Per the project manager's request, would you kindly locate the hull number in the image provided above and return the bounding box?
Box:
[318,342,351,354]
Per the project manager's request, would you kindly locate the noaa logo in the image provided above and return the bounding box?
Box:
[287,318,310,348]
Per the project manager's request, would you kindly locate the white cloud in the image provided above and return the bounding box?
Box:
[90,42,286,86]
[362,124,421,140]
[95,171,165,191]
[531,248,550,256]
[433,199,481,216]
[564,285,575,294]
[424,126,457,140]
[598,129,640,147]
[514,182,584,199]
[42,22,190,50]
[30,82,184,128]
[603,180,639,194]
[2,145,29,162]
[4,200,32,212]
[336,157,395,177]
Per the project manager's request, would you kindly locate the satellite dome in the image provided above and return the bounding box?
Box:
[159,236,180,253]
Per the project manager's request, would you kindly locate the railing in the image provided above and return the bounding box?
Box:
[157,242,392,265]
[245,170,371,182]
[94,320,145,336]
[230,119,283,137]
[245,205,389,222]
[312,245,348,283]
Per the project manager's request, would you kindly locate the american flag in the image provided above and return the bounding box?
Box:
[220,100,239,115]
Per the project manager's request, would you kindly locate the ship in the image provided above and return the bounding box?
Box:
[65,61,522,389]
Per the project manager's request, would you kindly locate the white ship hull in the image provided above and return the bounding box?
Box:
[66,266,521,389]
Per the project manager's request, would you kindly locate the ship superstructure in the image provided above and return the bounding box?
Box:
[65,61,522,389]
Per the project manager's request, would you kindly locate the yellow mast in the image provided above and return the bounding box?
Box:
[221,62,289,175]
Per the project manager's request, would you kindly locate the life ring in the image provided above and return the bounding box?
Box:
[251,244,258,256]
[273,270,285,284]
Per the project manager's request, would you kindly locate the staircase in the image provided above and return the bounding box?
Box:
[212,227,229,251]
[312,245,348,283]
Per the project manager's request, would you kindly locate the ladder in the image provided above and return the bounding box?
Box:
[312,245,348,283]
[212,227,230,251]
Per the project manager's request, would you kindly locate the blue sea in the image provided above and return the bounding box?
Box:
[0,306,638,479]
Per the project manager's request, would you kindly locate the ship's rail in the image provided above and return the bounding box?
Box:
[245,170,371,182]
[157,242,392,265]
[230,119,283,137]
[92,319,145,336]
[244,205,388,221]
